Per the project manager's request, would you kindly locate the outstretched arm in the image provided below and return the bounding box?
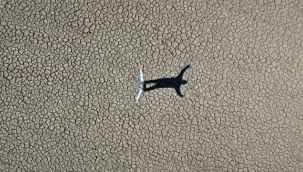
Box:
[140,66,144,81]
[177,65,190,79]
[175,87,184,97]
[136,90,144,101]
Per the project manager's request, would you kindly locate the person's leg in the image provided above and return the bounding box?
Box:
[144,78,162,91]
[144,83,159,92]
[145,79,160,84]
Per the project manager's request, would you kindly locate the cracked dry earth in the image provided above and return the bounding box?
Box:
[1,0,303,171]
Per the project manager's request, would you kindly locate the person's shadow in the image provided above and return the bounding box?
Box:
[144,65,190,97]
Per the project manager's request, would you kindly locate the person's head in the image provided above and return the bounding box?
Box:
[136,80,144,89]
[181,80,188,84]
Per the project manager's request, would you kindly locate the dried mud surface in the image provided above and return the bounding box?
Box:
[1,0,303,171]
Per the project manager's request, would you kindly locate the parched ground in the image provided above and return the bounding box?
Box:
[1,0,303,171]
